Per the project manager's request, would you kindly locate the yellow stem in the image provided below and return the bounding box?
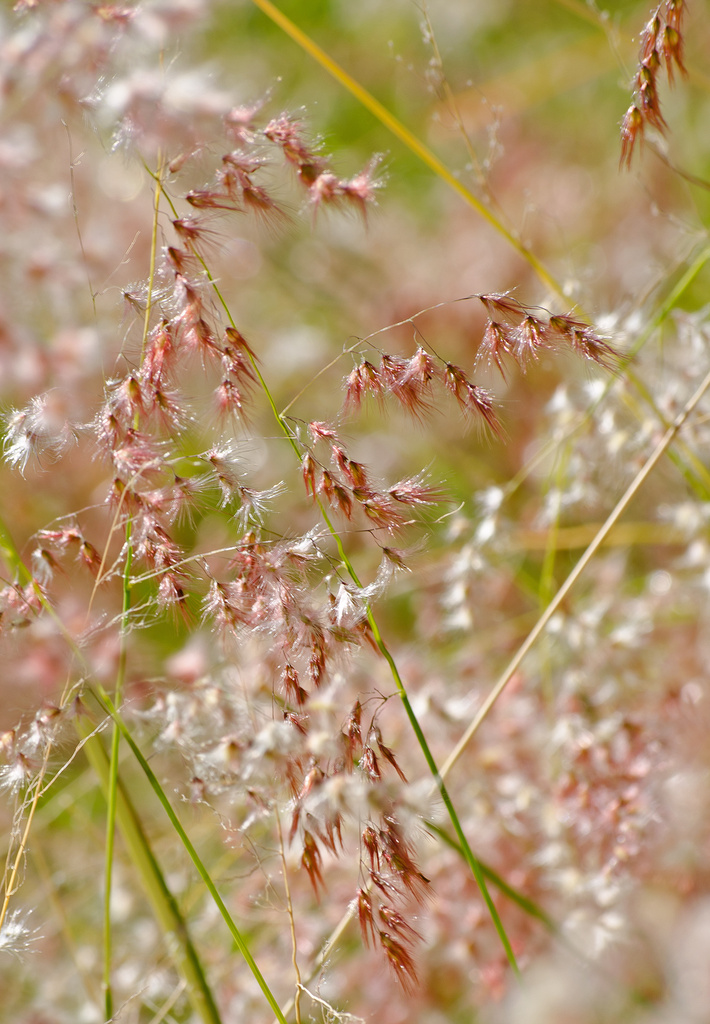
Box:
[248,0,566,301]
[440,362,710,781]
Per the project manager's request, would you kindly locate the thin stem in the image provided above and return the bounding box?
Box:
[141,152,165,361]
[0,510,276,1022]
[146,167,518,969]
[102,721,118,1019]
[90,687,290,1024]
[418,5,492,193]
[439,362,710,781]
[64,121,97,318]
[275,809,302,1024]
[248,0,566,302]
[0,757,51,937]
[80,722,225,1024]
[103,152,163,1018]
[502,243,710,505]
[102,522,132,1021]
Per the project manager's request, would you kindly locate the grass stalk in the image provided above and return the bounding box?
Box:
[89,686,290,1024]
[440,362,710,781]
[0,511,271,1021]
[248,0,710,529]
[248,0,566,302]
[148,166,518,970]
[275,809,303,1024]
[104,155,163,1018]
[102,526,132,1021]
[79,723,224,1024]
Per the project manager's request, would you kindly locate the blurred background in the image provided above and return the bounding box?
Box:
[2,1,710,1021]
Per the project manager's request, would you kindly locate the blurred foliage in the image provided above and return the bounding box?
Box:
[3,2,710,1021]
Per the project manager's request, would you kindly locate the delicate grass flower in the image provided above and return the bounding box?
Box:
[0,0,707,1019]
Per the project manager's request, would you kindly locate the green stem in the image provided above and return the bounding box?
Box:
[1,508,282,1023]
[103,152,164,1016]
[156,191,519,969]
[80,724,224,1024]
[0,510,221,1023]
[141,152,165,362]
[367,610,519,973]
[89,688,290,1024]
[103,522,132,1021]
[424,821,558,936]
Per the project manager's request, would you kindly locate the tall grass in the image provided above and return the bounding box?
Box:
[2,1,710,1021]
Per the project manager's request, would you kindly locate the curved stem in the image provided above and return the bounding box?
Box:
[162,189,519,969]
